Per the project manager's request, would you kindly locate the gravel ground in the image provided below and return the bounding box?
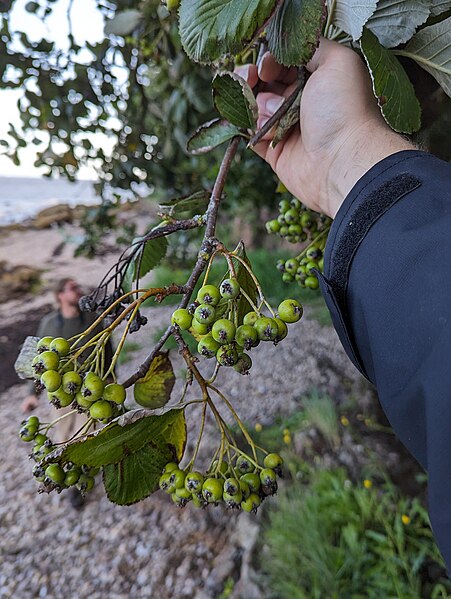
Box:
[1,307,369,599]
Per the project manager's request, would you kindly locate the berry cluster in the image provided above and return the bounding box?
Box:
[19,415,98,496]
[159,452,283,512]
[172,279,303,373]
[266,197,331,289]
[31,336,126,422]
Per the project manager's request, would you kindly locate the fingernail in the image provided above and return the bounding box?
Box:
[265,97,284,115]
[235,64,250,80]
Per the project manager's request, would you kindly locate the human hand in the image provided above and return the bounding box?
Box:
[237,39,414,217]
[21,395,39,414]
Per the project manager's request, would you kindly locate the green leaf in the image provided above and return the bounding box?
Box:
[187,119,244,154]
[46,408,186,468]
[360,29,421,133]
[400,17,451,98]
[212,73,258,130]
[134,352,176,409]
[124,234,169,291]
[159,190,210,218]
[104,9,142,36]
[234,243,258,325]
[179,0,277,64]
[431,1,451,17]
[266,0,326,66]
[103,441,169,505]
[333,0,377,40]
[366,0,431,48]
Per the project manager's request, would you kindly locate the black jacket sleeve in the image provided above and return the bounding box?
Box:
[316,150,451,571]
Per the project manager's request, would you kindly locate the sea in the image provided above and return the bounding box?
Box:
[0,176,101,226]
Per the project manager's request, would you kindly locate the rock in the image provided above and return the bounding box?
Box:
[0,261,41,302]
[32,204,74,229]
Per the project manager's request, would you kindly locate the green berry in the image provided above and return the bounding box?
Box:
[82,372,105,400]
[278,199,290,213]
[243,311,258,326]
[65,468,81,486]
[277,299,303,323]
[254,317,279,341]
[240,472,261,493]
[40,370,62,393]
[194,304,216,325]
[305,276,319,290]
[76,392,94,408]
[32,464,46,482]
[212,460,229,475]
[260,468,278,495]
[32,350,59,374]
[171,308,193,330]
[185,471,204,493]
[291,198,302,210]
[233,353,252,375]
[282,272,294,283]
[223,489,242,509]
[224,478,241,496]
[166,0,180,11]
[19,426,36,442]
[89,400,113,420]
[45,463,65,484]
[202,477,224,503]
[241,493,261,513]
[168,468,186,490]
[239,479,251,499]
[103,383,126,404]
[219,278,240,300]
[190,319,209,336]
[37,336,54,352]
[264,453,283,470]
[284,258,299,275]
[49,337,71,357]
[174,487,192,506]
[216,344,238,367]
[77,474,95,493]
[197,285,221,307]
[62,371,82,395]
[48,387,73,408]
[236,455,253,475]
[162,462,179,474]
[33,433,47,446]
[284,208,298,224]
[211,319,236,345]
[26,415,40,430]
[235,325,258,350]
[274,318,288,343]
[306,246,323,261]
[265,219,280,234]
[159,472,172,492]
[191,492,205,508]
[197,334,220,359]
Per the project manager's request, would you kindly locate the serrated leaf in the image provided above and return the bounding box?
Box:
[234,243,258,325]
[399,17,451,98]
[124,234,169,291]
[46,408,186,468]
[332,0,377,40]
[271,87,303,147]
[366,0,431,48]
[103,441,169,505]
[104,9,142,36]
[360,29,421,133]
[159,190,210,218]
[212,73,258,130]
[266,0,325,66]
[179,0,277,64]
[431,1,451,16]
[134,352,175,409]
[187,119,243,155]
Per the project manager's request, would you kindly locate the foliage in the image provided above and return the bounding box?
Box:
[260,468,451,599]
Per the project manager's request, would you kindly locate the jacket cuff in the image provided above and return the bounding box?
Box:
[317,150,432,380]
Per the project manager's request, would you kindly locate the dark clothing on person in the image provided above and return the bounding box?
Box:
[316,150,451,571]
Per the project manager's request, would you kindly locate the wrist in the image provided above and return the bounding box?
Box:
[324,120,415,218]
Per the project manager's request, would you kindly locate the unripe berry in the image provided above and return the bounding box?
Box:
[240,472,261,493]
[185,471,204,493]
[26,415,40,431]
[223,489,242,509]
[168,468,186,490]
[284,208,298,224]
[241,493,261,513]
[190,319,209,336]
[277,299,303,323]
[41,370,62,393]
[212,460,229,475]
[166,0,180,10]
[202,477,224,503]
[77,474,95,493]
[284,259,299,275]
[82,372,105,400]
[89,400,113,420]
[62,371,82,395]
[49,337,71,357]
[233,353,252,375]
[103,383,126,404]
[48,386,73,408]
[162,462,179,474]
[274,318,288,343]
[265,219,280,234]
[224,478,241,496]
[65,468,81,486]
[197,334,220,359]
[194,303,216,325]
[235,325,258,350]
[19,426,36,442]
[263,453,283,470]
[37,336,54,352]
[171,308,193,330]
[260,468,278,495]
[236,455,253,475]
[32,351,59,374]
[216,344,238,367]
[211,319,236,345]
[197,284,221,306]
[76,392,94,409]
[219,278,240,299]
[243,311,258,326]
[45,463,65,484]
[278,199,290,213]
[282,272,294,283]
[305,276,319,290]
[254,317,279,341]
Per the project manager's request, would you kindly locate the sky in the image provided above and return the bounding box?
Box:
[0,0,106,178]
